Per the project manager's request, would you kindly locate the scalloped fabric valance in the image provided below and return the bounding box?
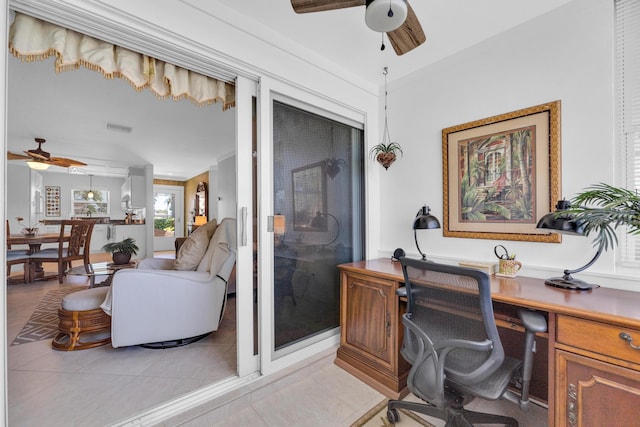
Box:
[9,12,235,110]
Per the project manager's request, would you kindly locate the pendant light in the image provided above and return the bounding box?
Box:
[87,174,94,200]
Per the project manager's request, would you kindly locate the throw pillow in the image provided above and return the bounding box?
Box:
[174,219,218,271]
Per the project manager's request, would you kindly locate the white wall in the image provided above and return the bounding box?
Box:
[6,164,127,227]
[376,0,637,289]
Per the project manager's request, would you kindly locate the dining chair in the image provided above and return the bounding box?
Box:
[29,220,96,284]
[6,220,30,278]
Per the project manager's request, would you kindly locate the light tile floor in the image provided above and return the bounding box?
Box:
[7,255,548,427]
[7,254,237,427]
[169,351,548,427]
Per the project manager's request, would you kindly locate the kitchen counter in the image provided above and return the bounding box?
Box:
[41,219,145,225]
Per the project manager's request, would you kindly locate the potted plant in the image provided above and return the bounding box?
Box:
[16,216,40,237]
[102,237,139,265]
[370,142,403,170]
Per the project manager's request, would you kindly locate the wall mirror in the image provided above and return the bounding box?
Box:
[195,181,208,219]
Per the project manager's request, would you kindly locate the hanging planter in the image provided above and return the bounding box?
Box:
[373,67,403,170]
[370,142,403,170]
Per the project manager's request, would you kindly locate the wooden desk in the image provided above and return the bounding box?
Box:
[337,258,640,427]
[7,233,66,283]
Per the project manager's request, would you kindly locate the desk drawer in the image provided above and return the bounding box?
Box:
[557,315,640,365]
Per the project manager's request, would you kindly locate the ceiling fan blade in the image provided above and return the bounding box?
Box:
[291,0,365,14]
[387,3,426,55]
[47,157,87,167]
[7,151,31,160]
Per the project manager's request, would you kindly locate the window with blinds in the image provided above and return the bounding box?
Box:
[616,0,640,266]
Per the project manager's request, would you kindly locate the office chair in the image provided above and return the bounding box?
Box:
[387,257,547,427]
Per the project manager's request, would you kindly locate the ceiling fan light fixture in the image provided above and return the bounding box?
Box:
[26,160,50,170]
[365,0,408,32]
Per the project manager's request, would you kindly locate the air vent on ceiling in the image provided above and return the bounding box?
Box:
[106,122,133,133]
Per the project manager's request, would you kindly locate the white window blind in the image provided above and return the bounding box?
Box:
[616,0,640,266]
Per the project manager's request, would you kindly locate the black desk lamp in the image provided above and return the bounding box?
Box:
[413,205,440,260]
[536,200,601,290]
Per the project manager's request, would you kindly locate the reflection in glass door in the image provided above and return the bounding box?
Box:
[272,100,365,353]
[153,185,184,251]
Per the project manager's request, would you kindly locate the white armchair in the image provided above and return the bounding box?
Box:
[101,218,236,348]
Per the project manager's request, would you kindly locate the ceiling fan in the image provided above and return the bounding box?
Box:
[290,0,426,55]
[7,137,87,170]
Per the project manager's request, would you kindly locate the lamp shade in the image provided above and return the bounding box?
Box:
[273,215,286,235]
[413,205,441,230]
[26,160,50,170]
[536,199,584,236]
[365,0,408,32]
[194,215,207,226]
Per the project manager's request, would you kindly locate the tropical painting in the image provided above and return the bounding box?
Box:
[458,125,536,223]
[442,100,561,243]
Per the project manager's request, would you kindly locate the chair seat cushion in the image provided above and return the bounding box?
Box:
[6,250,30,260]
[62,287,110,311]
[174,219,218,271]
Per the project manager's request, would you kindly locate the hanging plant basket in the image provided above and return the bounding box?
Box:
[370,142,403,170]
[376,152,397,170]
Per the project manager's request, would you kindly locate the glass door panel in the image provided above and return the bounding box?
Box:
[272,100,364,352]
[153,186,184,251]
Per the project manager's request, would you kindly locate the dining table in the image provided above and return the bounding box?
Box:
[7,232,69,283]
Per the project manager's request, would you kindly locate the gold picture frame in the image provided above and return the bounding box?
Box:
[442,100,562,242]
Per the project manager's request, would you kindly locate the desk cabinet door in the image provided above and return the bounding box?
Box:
[341,272,396,370]
[556,350,640,427]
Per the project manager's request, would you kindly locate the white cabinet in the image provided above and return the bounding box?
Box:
[90,224,111,253]
[121,173,146,209]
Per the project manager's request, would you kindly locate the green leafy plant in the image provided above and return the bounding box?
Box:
[369,142,403,158]
[565,183,640,251]
[370,142,403,170]
[102,237,139,255]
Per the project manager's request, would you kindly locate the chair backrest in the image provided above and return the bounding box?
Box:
[400,257,505,400]
[58,220,95,259]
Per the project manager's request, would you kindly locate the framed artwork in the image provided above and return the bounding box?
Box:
[45,186,61,217]
[442,100,562,242]
[292,162,327,231]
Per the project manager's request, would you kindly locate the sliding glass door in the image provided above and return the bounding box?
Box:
[272,100,365,353]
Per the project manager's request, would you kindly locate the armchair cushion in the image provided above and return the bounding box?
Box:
[174,219,217,271]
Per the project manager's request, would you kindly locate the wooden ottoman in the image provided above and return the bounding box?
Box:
[52,287,111,351]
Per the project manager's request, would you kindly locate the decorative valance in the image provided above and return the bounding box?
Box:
[9,13,235,110]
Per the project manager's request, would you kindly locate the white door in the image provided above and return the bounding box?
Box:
[153,185,184,252]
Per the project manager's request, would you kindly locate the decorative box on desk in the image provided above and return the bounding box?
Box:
[336,259,410,399]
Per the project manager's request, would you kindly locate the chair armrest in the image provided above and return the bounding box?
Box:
[137,258,175,270]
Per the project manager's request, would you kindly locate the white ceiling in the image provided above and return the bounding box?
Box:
[6,0,573,180]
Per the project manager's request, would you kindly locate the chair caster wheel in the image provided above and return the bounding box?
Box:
[387,408,400,424]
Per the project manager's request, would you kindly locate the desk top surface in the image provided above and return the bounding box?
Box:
[340,258,640,328]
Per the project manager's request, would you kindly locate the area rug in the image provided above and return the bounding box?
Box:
[351,399,435,427]
[11,287,83,346]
